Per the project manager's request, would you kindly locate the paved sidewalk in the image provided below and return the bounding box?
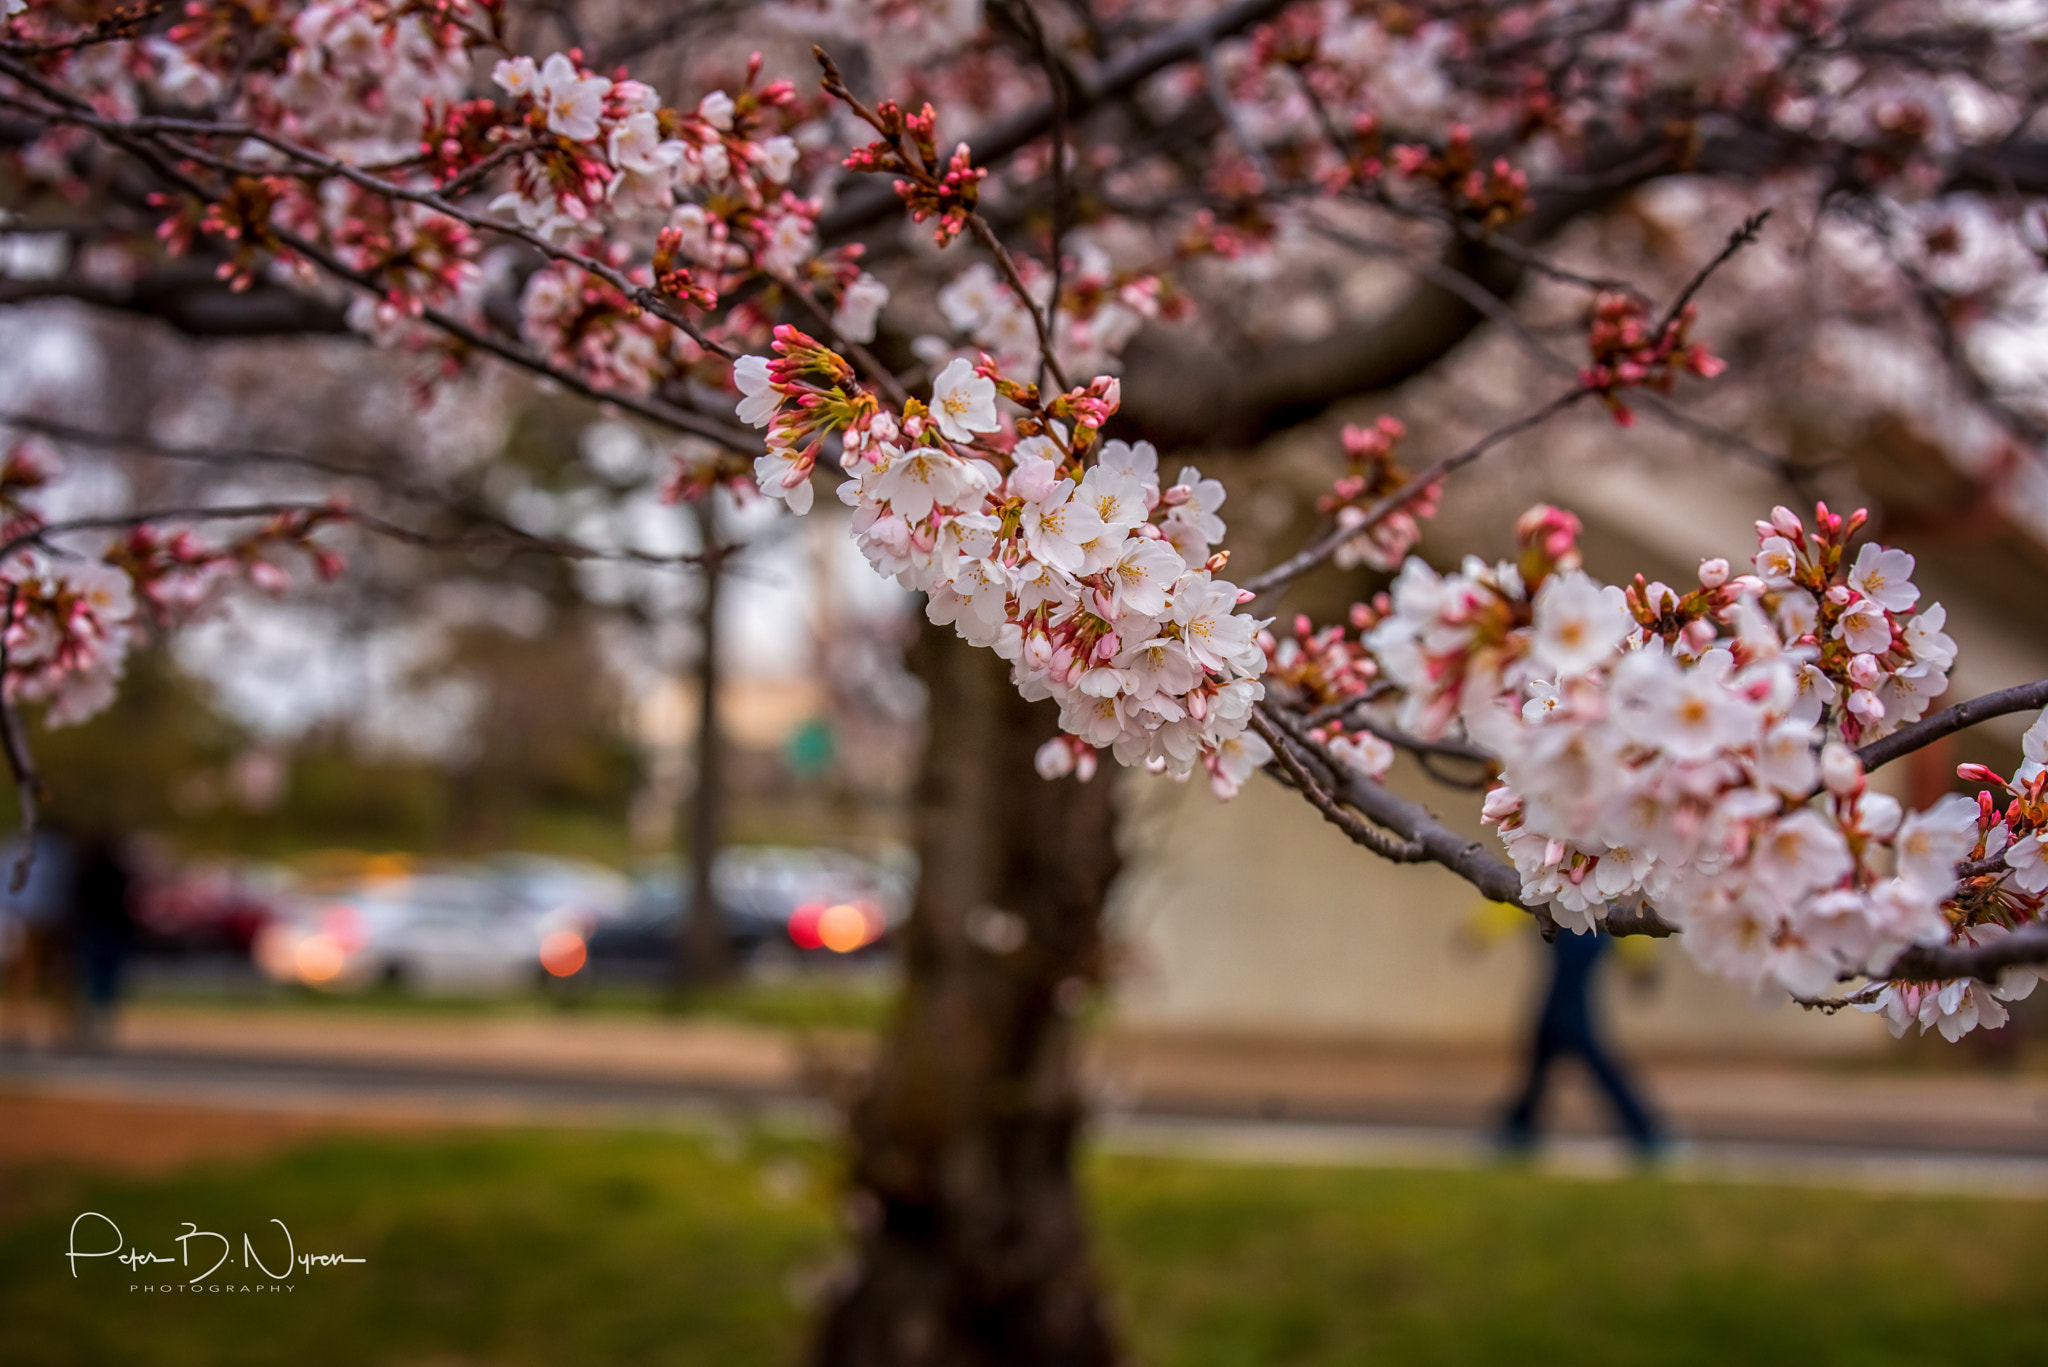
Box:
[1092,1030,2048,1154]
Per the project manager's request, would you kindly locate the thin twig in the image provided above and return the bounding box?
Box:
[1203,39,1276,187]
[966,213,1074,394]
[1342,709,1495,765]
[1657,209,1771,339]
[1242,385,1591,598]
[1006,0,1074,394]
[0,503,715,571]
[816,0,1296,239]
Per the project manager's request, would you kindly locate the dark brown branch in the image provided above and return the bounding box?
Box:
[966,211,1074,393]
[1886,925,2048,982]
[1259,704,1679,937]
[0,267,351,336]
[269,224,755,449]
[1855,679,2048,772]
[1249,707,1425,861]
[0,1,163,58]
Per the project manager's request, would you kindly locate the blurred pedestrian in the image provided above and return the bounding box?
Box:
[68,832,136,1049]
[1498,927,1665,1157]
[0,826,76,1051]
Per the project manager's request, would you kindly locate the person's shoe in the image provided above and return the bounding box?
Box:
[1491,1125,1538,1163]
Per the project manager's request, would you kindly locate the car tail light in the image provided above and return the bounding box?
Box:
[539,929,587,977]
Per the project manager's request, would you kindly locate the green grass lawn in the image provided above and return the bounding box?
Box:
[2,1127,2043,1366]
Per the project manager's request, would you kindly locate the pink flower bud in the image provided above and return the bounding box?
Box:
[1034,737,1076,780]
[1957,763,2005,787]
[1820,742,1862,795]
[1847,688,1885,721]
[1770,505,1805,539]
[1697,558,1729,588]
[1095,633,1119,661]
[1826,585,1852,606]
[1847,653,1882,687]
[1681,619,1717,652]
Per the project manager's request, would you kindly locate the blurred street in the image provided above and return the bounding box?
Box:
[5,1000,2045,1197]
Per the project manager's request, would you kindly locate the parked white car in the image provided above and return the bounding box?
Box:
[254,871,542,993]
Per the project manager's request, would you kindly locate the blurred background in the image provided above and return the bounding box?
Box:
[6,3,2048,1364]
[2,242,2046,1367]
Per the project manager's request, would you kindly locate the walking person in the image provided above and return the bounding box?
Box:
[67,831,135,1050]
[1498,927,1665,1157]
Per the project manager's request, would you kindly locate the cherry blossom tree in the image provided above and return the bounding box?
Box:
[9,2,2048,1362]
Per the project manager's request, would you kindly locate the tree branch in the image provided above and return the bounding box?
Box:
[1855,679,2048,772]
[1254,703,1678,938]
[1249,706,1425,861]
[1886,925,2048,982]
[0,267,351,336]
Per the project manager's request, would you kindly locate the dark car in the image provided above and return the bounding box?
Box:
[581,847,905,981]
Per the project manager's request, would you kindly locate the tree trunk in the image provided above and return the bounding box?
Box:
[808,615,1124,1367]
[680,503,731,988]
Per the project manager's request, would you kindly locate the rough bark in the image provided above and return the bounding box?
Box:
[809,614,1123,1367]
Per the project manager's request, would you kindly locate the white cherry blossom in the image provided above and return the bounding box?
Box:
[1530,571,1630,677]
[1846,542,1919,612]
[929,358,999,444]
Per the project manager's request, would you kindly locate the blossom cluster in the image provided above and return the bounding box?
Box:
[1329,496,2038,1037]
[1579,293,1728,426]
[1318,416,1439,573]
[0,440,346,730]
[932,252,1168,381]
[5,1,867,399]
[733,331,1275,797]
